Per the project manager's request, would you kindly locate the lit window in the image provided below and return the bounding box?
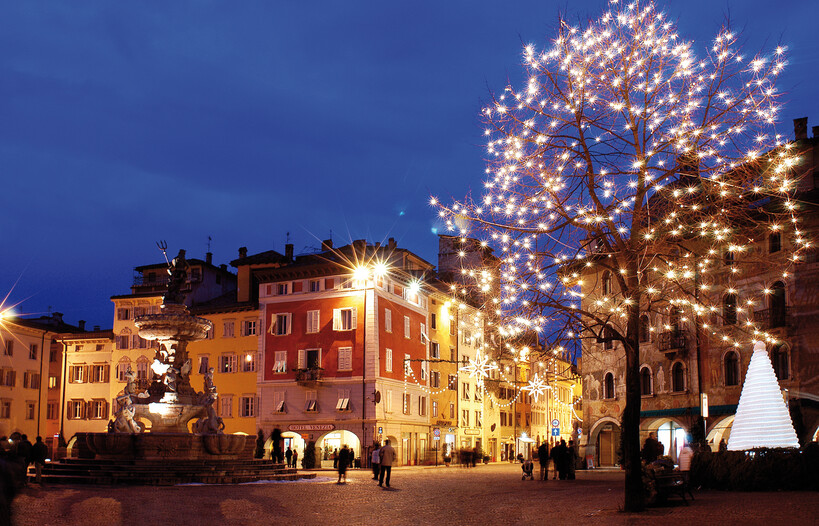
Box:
[273,351,287,373]
[220,354,237,373]
[384,309,392,332]
[243,353,257,372]
[333,308,357,331]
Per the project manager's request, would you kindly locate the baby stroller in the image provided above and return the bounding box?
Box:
[521,459,534,480]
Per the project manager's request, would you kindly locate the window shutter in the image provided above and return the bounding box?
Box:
[104,365,110,383]
[269,315,277,335]
[286,314,292,335]
[298,350,306,369]
[333,309,341,330]
[351,308,357,330]
[68,368,75,384]
[84,400,91,420]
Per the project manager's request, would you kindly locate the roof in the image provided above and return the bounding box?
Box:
[230,249,288,267]
[135,258,235,275]
[55,329,115,341]
[190,291,257,315]
[9,315,86,335]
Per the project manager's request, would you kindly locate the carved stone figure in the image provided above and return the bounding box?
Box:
[164,366,179,393]
[113,395,142,434]
[163,249,190,305]
[656,366,665,393]
[192,397,224,435]
[203,367,216,397]
[123,366,138,398]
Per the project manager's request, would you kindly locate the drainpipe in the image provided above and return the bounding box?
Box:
[362,283,368,462]
[59,340,69,448]
[36,330,47,438]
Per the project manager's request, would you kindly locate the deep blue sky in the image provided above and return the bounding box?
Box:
[2,0,817,328]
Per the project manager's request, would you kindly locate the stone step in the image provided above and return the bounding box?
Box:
[33,472,315,485]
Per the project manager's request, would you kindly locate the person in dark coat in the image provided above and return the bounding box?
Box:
[642,432,661,463]
[285,447,293,468]
[337,445,349,484]
[554,439,569,480]
[332,448,339,469]
[567,440,577,480]
[537,442,550,480]
[292,449,299,469]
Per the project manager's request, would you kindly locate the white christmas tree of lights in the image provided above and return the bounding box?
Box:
[727,341,799,451]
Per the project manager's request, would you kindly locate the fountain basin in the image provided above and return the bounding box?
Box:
[134,308,212,341]
[75,432,251,460]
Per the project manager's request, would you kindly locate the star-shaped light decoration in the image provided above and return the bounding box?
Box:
[459,352,497,387]
[523,373,550,402]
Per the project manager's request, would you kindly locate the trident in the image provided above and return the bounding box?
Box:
[156,240,170,265]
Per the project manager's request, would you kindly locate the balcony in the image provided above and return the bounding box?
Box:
[294,367,324,384]
[658,330,687,353]
[753,307,789,330]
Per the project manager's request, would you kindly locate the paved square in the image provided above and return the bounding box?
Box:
[13,464,819,525]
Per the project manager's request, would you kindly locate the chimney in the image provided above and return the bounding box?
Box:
[220,264,227,271]
[321,239,333,251]
[93,325,100,332]
[78,320,86,331]
[206,252,213,265]
[238,247,248,259]
[285,243,294,261]
[813,126,819,140]
[794,117,808,140]
[51,312,63,324]
[388,237,397,251]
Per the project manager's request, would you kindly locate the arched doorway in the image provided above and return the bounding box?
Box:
[642,418,688,461]
[589,418,621,467]
[315,430,362,468]
[706,415,735,451]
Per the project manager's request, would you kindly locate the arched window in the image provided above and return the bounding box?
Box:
[770,281,786,328]
[671,362,686,392]
[603,324,615,351]
[639,315,650,343]
[116,357,131,382]
[602,271,612,296]
[723,294,737,325]
[136,355,151,383]
[640,366,653,396]
[772,344,789,381]
[604,372,615,399]
[725,351,740,386]
[769,232,781,253]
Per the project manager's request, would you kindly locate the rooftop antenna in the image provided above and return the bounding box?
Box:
[207,235,212,253]
[286,231,291,244]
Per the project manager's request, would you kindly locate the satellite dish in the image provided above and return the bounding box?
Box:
[373,391,381,404]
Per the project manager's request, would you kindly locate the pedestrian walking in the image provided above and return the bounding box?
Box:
[337,445,349,484]
[678,441,694,484]
[30,437,47,485]
[537,441,549,481]
[285,447,293,468]
[371,445,381,481]
[332,448,339,469]
[292,449,299,470]
[567,440,577,480]
[378,439,395,488]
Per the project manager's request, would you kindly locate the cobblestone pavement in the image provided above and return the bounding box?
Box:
[12,463,819,526]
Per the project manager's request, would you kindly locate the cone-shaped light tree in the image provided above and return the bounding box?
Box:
[433,0,807,512]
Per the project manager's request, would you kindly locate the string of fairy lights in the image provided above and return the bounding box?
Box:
[430,0,808,355]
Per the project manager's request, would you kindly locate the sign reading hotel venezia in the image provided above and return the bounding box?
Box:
[288,424,336,432]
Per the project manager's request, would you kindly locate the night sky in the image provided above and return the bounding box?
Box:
[2,0,817,328]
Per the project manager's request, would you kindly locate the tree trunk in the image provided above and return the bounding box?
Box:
[622,274,644,512]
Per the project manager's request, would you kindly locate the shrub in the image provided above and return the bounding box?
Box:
[691,445,819,491]
[302,440,317,469]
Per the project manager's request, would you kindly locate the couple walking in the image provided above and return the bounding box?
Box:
[370,439,395,488]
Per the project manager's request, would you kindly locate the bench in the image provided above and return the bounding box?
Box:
[651,471,694,505]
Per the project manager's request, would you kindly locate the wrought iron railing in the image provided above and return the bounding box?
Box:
[294,367,324,382]
[658,330,687,352]
[753,307,789,329]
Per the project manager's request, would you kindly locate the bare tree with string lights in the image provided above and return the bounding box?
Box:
[432,0,808,511]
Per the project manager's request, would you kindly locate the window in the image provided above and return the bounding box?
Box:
[640,366,653,396]
[420,323,426,343]
[89,399,107,419]
[603,372,615,399]
[450,347,456,362]
[2,371,13,388]
[223,321,235,338]
[277,283,289,295]
[476,411,482,428]
[404,316,411,339]
[448,375,457,391]
[298,349,321,370]
[117,308,130,320]
[336,389,351,411]
[430,312,437,330]
[333,308,357,331]
[430,342,439,359]
[769,232,781,253]
[770,281,787,328]
[385,348,393,372]
[772,344,789,381]
[50,349,58,363]
[220,395,233,418]
[25,402,35,420]
[242,320,257,336]
[474,387,482,402]
[273,391,286,413]
[29,344,38,360]
[671,362,686,392]
[136,357,149,381]
[461,409,470,428]
[67,399,84,420]
[69,365,85,384]
[603,324,615,350]
[723,294,738,325]
[22,371,31,389]
[306,310,320,333]
[2,341,11,357]
[0,400,9,419]
[242,353,257,372]
[239,396,256,417]
[461,329,471,345]
[116,359,131,381]
[500,412,507,426]
[602,270,613,296]
[273,351,287,373]
[432,400,438,417]
[449,402,455,419]
[305,391,318,412]
[385,390,393,413]
[48,376,58,389]
[725,351,740,386]
[91,365,108,383]
[273,314,292,336]
[462,382,470,400]
[419,396,427,416]
[403,393,411,415]
[47,402,57,420]
[430,370,440,388]
[639,315,650,343]
[309,280,321,292]
[338,347,352,371]
[220,354,237,373]
[198,355,210,374]
[384,309,392,332]
[132,335,148,349]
